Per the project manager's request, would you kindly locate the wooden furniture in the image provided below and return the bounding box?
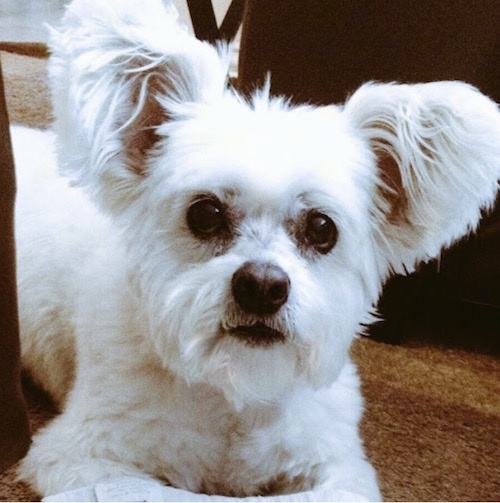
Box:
[0,56,31,472]
[187,0,244,42]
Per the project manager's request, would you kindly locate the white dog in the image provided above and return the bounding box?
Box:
[13,0,500,500]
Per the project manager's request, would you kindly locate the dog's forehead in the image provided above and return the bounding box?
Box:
[194,99,357,165]
[162,98,371,210]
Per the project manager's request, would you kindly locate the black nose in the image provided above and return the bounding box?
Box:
[231,261,290,316]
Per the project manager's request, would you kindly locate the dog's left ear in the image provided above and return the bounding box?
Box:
[344,81,500,276]
[48,0,229,213]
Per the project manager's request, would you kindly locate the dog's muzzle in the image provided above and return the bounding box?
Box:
[228,261,290,346]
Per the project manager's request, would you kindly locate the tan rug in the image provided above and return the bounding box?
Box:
[1,48,499,502]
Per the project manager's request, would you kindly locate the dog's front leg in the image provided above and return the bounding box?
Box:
[18,412,153,498]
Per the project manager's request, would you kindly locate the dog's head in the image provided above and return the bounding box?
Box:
[50,0,500,407]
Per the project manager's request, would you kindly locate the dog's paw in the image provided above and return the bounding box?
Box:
[18,424,150,497]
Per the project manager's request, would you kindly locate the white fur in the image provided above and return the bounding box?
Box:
[14,0,500,499]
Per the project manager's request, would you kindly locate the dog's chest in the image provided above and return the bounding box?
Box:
[141,382,317,497]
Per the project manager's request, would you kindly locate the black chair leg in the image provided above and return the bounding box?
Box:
[187,0,244,43]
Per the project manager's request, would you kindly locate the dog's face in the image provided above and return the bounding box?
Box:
[49,0,500,407]
[123,102,380,406]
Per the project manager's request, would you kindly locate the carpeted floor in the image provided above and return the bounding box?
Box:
[1,48,499,502]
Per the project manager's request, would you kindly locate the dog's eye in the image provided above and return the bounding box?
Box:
[187,197,227,239]
[304,212,338,254]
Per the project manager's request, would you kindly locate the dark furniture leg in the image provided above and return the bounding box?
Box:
[187,0,245,42]
[0,57,31,472]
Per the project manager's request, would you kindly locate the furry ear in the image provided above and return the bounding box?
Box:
[344,81,500,276]
[48,0,229,213]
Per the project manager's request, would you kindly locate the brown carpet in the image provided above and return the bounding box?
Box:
[1,48,500,502]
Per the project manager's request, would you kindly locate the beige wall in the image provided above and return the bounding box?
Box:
[0,0,238,44]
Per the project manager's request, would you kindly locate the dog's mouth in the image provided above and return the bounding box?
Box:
[227,323,286,347]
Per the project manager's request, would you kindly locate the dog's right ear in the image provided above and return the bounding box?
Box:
[48,0,229,213]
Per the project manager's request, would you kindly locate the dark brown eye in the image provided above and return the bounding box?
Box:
[187,197,227,239]
[305,212,338,254]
